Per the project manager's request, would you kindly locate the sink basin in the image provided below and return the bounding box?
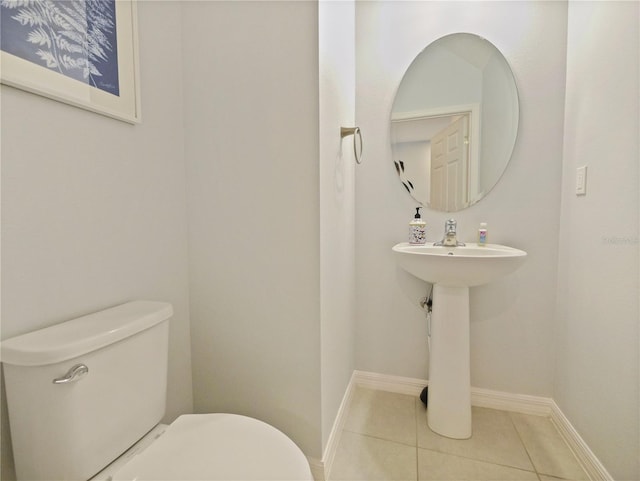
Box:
[392,242,527,287]
[392,241,527,439]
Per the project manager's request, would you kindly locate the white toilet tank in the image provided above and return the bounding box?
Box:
[1,301,172,481]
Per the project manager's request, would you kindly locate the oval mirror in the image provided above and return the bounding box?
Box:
[391,33,519,212]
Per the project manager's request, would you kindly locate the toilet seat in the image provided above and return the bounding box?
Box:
[112,413,313,480]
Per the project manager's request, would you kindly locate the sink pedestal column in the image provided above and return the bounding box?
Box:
[427,284,472,439]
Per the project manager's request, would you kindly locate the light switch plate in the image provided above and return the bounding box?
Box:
[576,165,587,195]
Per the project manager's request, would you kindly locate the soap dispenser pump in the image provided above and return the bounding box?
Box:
[409,207,427,245]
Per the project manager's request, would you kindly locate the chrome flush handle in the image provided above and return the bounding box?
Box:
[52,364,89,384]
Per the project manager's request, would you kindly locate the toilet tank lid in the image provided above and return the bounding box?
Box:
[1,301,173,366]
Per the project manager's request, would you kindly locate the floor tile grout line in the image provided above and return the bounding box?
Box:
[417,445,540,475]
[506,409,589,480]
[416,398,540,476]
[341,427,419,448]
[336,387,585,481]
[508,412,589,480]
[344,411,541,476]
[508,410,542,477]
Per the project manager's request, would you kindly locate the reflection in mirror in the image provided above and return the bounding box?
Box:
[391,33,519,212]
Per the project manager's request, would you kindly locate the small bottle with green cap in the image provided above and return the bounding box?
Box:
[409,207,426,245]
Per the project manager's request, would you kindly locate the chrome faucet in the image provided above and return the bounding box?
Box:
[434,219,465,247]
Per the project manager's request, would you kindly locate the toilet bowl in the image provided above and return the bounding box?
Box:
[1,301,313,481]
[98,414,313,480]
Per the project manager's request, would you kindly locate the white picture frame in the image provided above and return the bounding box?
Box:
[1,0,141,124]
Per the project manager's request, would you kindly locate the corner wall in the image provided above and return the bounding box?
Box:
[319,0,356,453]
[182,1,323,459]
[555,2,640,479]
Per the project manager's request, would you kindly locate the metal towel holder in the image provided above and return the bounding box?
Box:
[340,127,363,164]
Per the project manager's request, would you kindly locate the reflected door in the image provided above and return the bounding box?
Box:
[430,116,469,211]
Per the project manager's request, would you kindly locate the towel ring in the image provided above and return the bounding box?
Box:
[340,127,363,164]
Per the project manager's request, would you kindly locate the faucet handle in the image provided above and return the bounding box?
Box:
[445,219,457,233]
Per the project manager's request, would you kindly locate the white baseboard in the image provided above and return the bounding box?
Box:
[550,401,614,481]
[470,386,553,416]
[321,370,612,481]
[306,456,324,481]
[312,373,357,481]
[352,370,425,396]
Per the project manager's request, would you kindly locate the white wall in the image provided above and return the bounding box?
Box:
[555,2,639,479]
[355,1,567,395]
[319,0,356,454]
[182,1,323,459]
[0,2,193,479]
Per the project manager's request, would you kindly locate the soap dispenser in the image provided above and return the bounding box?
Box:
[409,207,427,245]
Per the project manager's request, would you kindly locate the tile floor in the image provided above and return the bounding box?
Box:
[328,387,589,481]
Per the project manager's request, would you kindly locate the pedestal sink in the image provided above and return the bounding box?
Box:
[392,242,527,439]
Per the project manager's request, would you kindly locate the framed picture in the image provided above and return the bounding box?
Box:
[1,0,141,123]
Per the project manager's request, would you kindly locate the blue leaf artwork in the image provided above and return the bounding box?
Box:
[1,0,120,96]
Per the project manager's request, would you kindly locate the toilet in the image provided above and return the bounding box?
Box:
[1,301,313,481]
